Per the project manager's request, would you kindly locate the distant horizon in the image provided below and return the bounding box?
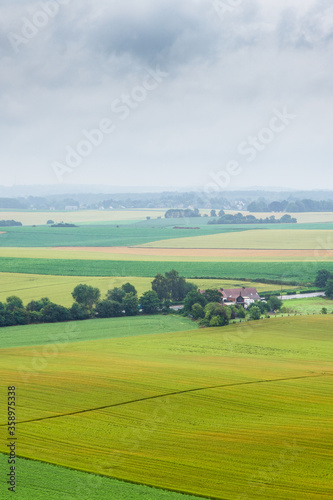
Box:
[1,184,333,194]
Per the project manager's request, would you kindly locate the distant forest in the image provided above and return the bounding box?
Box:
[248,199,333,212]
[0,191,332,212]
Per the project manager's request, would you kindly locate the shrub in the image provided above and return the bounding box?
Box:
[71,303,91,320]
[249,306,261,320]
[41,303,71,323]
[95,300,123,318]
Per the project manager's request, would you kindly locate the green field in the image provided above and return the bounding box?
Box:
[0,225,244,248]
[0,455,203,500]
[0,316,332,499]
[142,229,333,249]
[0,315,198,349]
[0,257,331,283]
[281,296,333,314]
[1,222,333,249]
[0,273,295,307]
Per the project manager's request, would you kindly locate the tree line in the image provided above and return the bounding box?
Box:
[0,270,197,328]
[0,220,22,227]
[208,213,297,225]
[248,199,333,213]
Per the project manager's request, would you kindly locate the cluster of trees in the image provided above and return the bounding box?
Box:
[165,209,201,218]
[315,270,333,299]
[50,223,78,228]
[208,213,297,225]
[0,273,197,328]
[0,220,22,227]
[0,296,72,327]
[248,199,333,213]
[182,289,283,327]
[152,270,197,303]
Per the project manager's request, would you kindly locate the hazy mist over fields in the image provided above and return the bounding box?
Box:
[1,0,332,190]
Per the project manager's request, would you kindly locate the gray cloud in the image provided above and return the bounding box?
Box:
[0,0,332,189]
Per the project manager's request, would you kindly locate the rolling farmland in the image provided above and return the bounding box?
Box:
[1,246,333,262]
[0,272,295,307]
[0,257,332,283]
[141,229,333,250]
[0,454,203,500]
[0,316,332,499]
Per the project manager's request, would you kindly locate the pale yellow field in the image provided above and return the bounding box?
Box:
[141,229,333,250]
[0,209,166,225]
[1,246,333,262]
[0,273,293,307]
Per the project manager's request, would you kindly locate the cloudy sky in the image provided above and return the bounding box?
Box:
[1,0,332,191]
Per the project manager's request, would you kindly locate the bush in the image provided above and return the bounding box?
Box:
[204,302,230,326]
[95,300,123,318]
[268,296,283,311]
[209,315,223,327]
[140,291,161,315]
[122,293,139,316]
[249,306,261,320]
[191,303,205,320]
[28,311,42,324]
[71,303,91,320]
[41,303,71,323]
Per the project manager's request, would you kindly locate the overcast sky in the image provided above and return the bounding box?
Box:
[1,0,332,191]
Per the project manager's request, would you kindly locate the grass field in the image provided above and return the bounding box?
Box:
[0,257,332,283]
[0,455,203,500]
[0,273,295,307]
[142,229,333,250]
[281,297,333,314]
[2,454,207,500]
[0,316,332,499]
[0,315,198,349]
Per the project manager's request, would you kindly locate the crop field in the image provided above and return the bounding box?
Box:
[2,246,333,262]
[0,210,167,225]
[0,315,198,350]
[0,273,292,307]
[142,229,333,250]
[0,316,332,499]
[1,257,333,283]
[0,225,244,248]
[2,209,333,226]
[0,454,203,500]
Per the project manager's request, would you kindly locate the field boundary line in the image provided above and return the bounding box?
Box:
[1,373,332,427]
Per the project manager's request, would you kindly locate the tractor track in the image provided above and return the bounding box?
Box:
[1,373,332,427]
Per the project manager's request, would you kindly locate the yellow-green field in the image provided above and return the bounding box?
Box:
[0,316,332,499]
[141,229,333,250]
[2,210,333,226]
[0,209,166,225]
[0,273,291,307]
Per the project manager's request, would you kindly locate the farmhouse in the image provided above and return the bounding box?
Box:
[199,287,260,308]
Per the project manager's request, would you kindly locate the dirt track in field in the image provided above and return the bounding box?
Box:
[52,246,333,258]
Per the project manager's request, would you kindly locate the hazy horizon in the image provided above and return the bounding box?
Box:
[1,1,332,190]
